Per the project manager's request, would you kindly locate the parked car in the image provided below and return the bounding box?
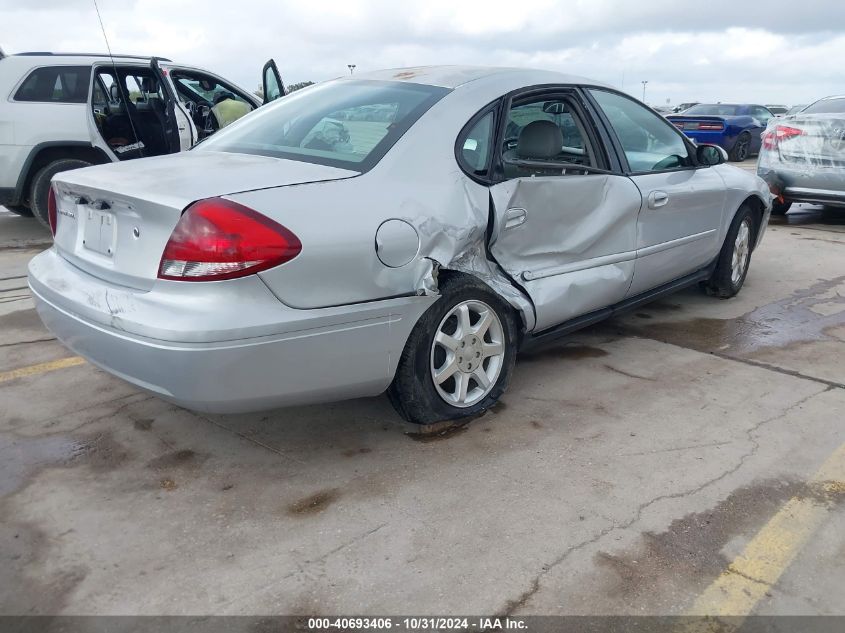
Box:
[766,105,789,117]
[28,66,771,424]
[758,95,845,215]
[672,102,699,113]
[667,103,775,161]
[786,104,807,116]
[0,52,285,227]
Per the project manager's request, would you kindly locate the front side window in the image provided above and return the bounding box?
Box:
[14,66,91,103]
[500,95,597,179]
[198,79,449,171]
[590,89,692,172]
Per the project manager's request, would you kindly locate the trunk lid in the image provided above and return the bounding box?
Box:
[51,151,357,290]
[771,114,845,166]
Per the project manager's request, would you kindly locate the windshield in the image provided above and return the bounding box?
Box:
[683,104,740,116]
[802,98,845,114]
[197,79,449,171]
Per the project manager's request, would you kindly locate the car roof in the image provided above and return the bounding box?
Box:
[10,52,168,63]
[350,65,610,90]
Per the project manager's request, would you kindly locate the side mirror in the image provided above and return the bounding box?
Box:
[696,144,727,166]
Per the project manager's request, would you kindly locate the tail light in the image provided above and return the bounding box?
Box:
[698,122,724,130]
[158,198,302,281]
[47,185,58,236]
[762,125,804,150]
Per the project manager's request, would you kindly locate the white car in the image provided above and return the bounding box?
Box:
[0,51,284,227]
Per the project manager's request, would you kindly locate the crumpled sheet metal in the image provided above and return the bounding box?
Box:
[411,178,537,333]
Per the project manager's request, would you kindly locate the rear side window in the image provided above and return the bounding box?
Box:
[14,66,91,103]
[458,110,495,175]
[802,98,845,114]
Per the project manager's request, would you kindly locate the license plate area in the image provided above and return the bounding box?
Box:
[83,209,117,257]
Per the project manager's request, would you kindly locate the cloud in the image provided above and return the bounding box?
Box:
[0,0,840,104]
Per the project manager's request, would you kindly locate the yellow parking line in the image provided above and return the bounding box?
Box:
[0,356,86,383]
[687,442,845,619]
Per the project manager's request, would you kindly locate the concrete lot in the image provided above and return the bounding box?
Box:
[1,162,844,618]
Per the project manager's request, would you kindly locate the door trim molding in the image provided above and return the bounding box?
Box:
[522,249,636,281]
[636,229,716,258]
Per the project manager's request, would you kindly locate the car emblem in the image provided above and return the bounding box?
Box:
[58,208,75,219]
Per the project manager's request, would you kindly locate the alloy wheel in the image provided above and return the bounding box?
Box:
[731,218,751,285]
[430,300,505,408]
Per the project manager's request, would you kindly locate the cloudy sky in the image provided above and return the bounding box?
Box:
[1,0,842,106]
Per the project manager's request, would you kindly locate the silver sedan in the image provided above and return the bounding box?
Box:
[28,66,772,424]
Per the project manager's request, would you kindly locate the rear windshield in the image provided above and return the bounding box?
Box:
[802,98,845,114]
[197,79,449,171]
[683,104,740,116]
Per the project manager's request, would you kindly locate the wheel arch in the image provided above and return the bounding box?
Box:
[15,142,111,205]
[737,194,767,250]
[434,266,531,346]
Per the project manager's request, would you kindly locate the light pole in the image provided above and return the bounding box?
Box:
[348,64,356,76]
[641,80,648,103]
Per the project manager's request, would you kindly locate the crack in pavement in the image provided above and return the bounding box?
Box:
[499,386,831,616]
[0,337,57,348]
[709,352,845,391]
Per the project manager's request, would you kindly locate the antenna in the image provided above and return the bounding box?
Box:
[92,0,143,157]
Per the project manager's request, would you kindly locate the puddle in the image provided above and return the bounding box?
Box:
[611,276,845,354]
[0,431,126,497]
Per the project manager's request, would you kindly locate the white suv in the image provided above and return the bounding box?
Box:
[0,51,285,227]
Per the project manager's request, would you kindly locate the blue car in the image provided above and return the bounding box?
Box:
[667,104,775,162]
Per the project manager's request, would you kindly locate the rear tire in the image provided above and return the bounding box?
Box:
[771,199,792,216]
[705,204,756,298]
[387,274,517,425]
[4,205,33,217]
[30,159,92,229]
[729,133,751,162]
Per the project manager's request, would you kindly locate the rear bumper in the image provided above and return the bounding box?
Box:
[757,163,845,206]
[28,249,436,413]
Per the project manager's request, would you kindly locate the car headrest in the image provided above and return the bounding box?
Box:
[517,120,563,160]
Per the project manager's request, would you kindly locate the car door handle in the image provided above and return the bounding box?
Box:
[648,191,669,209]
[503,208,527,229]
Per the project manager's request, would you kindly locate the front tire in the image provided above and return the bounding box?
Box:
[30,159,92,229]
[705,205,756,298]
[729,133,751,162]
[387,274,517,425]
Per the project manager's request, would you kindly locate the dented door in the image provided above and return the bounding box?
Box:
[488,174,642,332]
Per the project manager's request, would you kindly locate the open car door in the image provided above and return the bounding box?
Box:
[149,57,189,152]
[262,59,285,104]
